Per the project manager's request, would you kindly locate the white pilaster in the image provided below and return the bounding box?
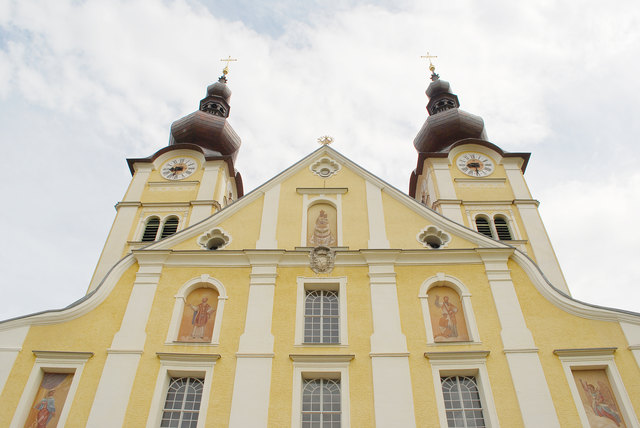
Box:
[0,326,29,394]
[431,159,457,200]
[228,252,281,428]
[88,202,140,291]
[123,164,153,202]
[620,321,640,368]
[502,159,532,199]
[364,252,415,428]
[515,200,569,293]
[438,200,465,224]
[86,250,170,428]
[365,181,390,249]
[477,249,560,428]
[189,163,221,226]
[256,184,281,249]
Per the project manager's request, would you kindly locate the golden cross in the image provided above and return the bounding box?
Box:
[420,51,438,73]
[220,56,238,75]
[317,135,334,145]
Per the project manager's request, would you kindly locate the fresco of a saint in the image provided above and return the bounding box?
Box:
[178,287,219,342]
[23,373,73,428]
[573,370,626,427]
[428,286,469,342]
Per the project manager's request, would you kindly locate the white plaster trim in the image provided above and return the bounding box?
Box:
[296,187,348,194]
[135,211,188,243]
[370,356,417,427]
[229,356,273,427]
[419,273,481,344]
[556,350,639,428]
[166,274,228,345]
[291,360,351,428]
[427,352,500,428]
[146,353,218,428]
[295,276,348,345]
[0,326,28,394]
[256,184,281,249]
[365,181,390,248]
[416,225,451,249]
[9,351,92,428]
[197,227,231,250]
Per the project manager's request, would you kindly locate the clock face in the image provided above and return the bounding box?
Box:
[456,153,494,177]
[161,158,197,180]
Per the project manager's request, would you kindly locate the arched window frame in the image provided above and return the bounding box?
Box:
[472,212,519,241]
[419,273,480,344]
[139,214,185,242]
[474,214,494,239]
[165,275,228,345]
[300,195,343,247]
[160,215,180,239]
[492,214,513,241]
[141,216,161,242]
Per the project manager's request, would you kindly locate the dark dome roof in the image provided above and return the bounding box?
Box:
[168,77,241,162]
[206,79,232,103]
[169,111,241,162]
[414,77,487,153]
[413,108,487,153]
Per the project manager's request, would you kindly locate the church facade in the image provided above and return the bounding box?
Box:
[1,66,639,428]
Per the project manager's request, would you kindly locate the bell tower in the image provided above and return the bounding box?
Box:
[88,64,244,292]
[409,62,569,293]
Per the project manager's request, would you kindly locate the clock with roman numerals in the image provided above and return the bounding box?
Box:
[456,153,494,177]
[161,158,197,180]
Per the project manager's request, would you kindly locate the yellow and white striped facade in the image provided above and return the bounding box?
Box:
[1,140,640,427]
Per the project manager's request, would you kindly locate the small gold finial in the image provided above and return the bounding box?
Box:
[420,52,439,80]
[317,135,334,146]
[220,56,238,76]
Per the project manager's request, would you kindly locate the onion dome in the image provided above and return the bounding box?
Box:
[169,75,241,163]
[413,74,487,153]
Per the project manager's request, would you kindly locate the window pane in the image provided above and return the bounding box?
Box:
[302,379,341,427]
[304,290,339,344]
[162,377,203,428]
[441,376,485,428]
[142,217,160,241]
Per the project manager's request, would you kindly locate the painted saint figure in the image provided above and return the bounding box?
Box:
[309,209,336,246]
[34,390,56,428]
[434,295,458,338]
[579,379,623,427]
[190,297,215,339]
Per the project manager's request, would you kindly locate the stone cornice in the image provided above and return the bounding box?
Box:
[553,347,617,357]
[157,352,221,362]
[33,350,94,361]
[296,187,348,194]
[289,354,355,362]
[425,350,490,361]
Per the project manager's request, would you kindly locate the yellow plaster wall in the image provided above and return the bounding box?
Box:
[508,260,640,424]
[275,165,369,250]
[395,264,525,427]
[121,266,250,426]
[381,191,476,250]
[172,195,264,251]
[0,264,138,426]
[267,266,375,427]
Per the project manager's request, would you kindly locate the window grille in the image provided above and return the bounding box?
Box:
[304,290,339,343]
[474,217,493,238]
[441,376,485,428]
[161,377,204,428]
[142,217,160,241]
[493,217,512,240]
[161,217,179,239]
[301,378,341,427]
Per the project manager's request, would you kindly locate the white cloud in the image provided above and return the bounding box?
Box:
[0,0,639,319]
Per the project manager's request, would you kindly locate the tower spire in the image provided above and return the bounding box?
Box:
[420,52,439,81]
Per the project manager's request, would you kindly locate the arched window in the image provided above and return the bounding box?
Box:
[177,287,220,343]
[160,216,179,239]
[419,274,480,344]
[161,377,204,427]
[493,216,512,240]
[475,216,493,238]
[142,217,160,242]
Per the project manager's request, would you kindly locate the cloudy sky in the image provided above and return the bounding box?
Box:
[1,0,639,320]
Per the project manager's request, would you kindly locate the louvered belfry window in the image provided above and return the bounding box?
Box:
[475,217,493,238]
[161,217,179,239]
[142,217,160,241]
[494,217,512,240]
